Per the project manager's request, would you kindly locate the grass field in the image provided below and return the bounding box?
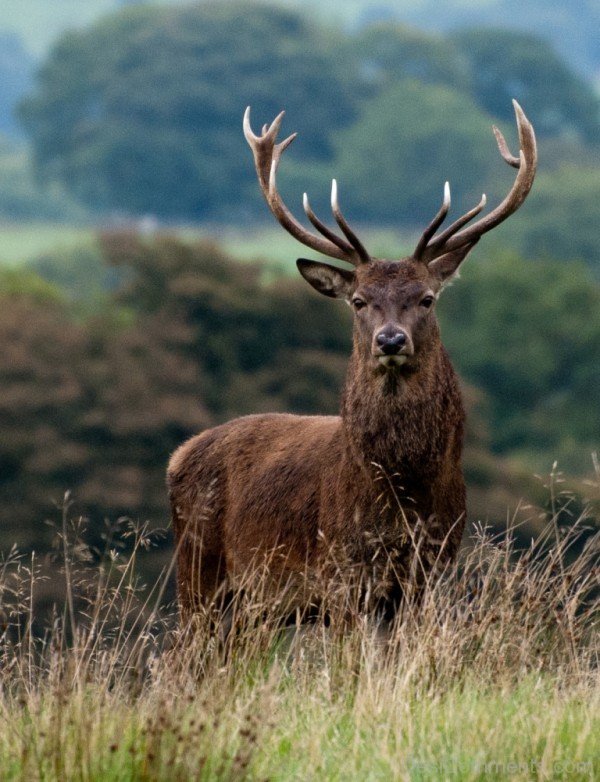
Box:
[0,221,416,271]
[207,224,416,274]
[2,669,596,780]
[0,222,94,266]
[0,485,598,781]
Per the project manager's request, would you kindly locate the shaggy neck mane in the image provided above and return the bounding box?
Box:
[340,345,450,484]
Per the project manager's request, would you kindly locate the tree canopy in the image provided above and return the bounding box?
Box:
[0,137,85,221]
[439,253,600,470]
[348,23,471,94]
[20,2,357,219]
[450,28,600,142]
[19,2,600,237]
[491,165,600,270]
[1,232,597,544]
[333,80,497,223]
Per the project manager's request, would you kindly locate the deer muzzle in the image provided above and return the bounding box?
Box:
[373,327,414,367]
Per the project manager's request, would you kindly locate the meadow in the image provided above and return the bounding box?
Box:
[0,221,415,272]
[2,2,599,778]
[0,222,93,266]
[2,220,597,779]
[0,474,598,782]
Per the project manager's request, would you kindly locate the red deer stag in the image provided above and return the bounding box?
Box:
[168,101,537,622]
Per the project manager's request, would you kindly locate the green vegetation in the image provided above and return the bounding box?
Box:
[20,2,356,219]
[0,223,414,272]
[0,138,86,222]
[494,165,600,271]
[0,495,597,780]
[1,233,597,559]
[348,22,471,93]
[12,2,600,275]
[333,79,496,222]
[439,253,600,471]
[218,225,415,270]
[0,222,92,265]
[449,28,600,141]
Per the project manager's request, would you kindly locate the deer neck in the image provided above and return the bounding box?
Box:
[340,341,449,483]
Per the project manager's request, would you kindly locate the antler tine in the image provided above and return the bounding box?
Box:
[302,193,354,255]
[422,100,537,260]
[330,180,371,265]
[493,126,520,168]
[243,107,289,194]
[414,182,451,260]
[243,106,367,265]
[425,193,487,253]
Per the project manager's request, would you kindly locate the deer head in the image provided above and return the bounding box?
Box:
[243,102,537,373]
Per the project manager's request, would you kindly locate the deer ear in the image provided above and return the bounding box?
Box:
[296,259,355,299]
[427,241,479,283]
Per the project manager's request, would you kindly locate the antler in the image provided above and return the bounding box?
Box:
[243,107,370,265]
[415,100,537,263]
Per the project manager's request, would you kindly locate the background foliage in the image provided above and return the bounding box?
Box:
[0,6,598,775]
[2,233,598,555]
[10,2,600,270]
[0,0,598,579]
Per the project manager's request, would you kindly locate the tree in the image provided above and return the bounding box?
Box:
[0,267,207,543]
[348,23,471,95]
[20,2,357,219]
[349,0,600,83]
[332,79,498,223]
[0,32,34,138]
[99,231,351,418]
[450,28,600,142]
[489,165,600,273]
[439,253,600,471]
[0,138,85,221]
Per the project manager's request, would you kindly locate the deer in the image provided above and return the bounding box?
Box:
[168,100,537,625]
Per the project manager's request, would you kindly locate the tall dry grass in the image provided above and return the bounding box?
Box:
[0,469,598,780]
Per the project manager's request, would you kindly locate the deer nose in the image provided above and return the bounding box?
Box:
[376,330,407,355]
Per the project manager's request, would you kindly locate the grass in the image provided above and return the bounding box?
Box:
[0,222,94,266]
[0,221,417,274]
[174,224,417,276]
[2,675,596,780]
[0,476,598,781]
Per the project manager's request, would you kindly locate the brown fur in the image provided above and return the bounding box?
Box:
[168,257,469,622]
[169,100,536,624]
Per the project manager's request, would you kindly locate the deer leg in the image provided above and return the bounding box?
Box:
[168,437,228,625]
[170,498,227,622]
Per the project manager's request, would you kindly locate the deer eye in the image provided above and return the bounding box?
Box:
[352,297,367,310]
[420,295,435,309]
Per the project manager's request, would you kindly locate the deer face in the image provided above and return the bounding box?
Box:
[244,101,536,371]
[297,253,470,372]
[352,260,437,370]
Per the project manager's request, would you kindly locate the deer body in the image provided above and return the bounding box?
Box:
[169,102,536,621]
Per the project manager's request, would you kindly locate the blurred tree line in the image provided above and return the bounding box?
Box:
[1,233,598,552]
[0,136,85,221]
[17,2,600,269]
[0,31,33,138]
